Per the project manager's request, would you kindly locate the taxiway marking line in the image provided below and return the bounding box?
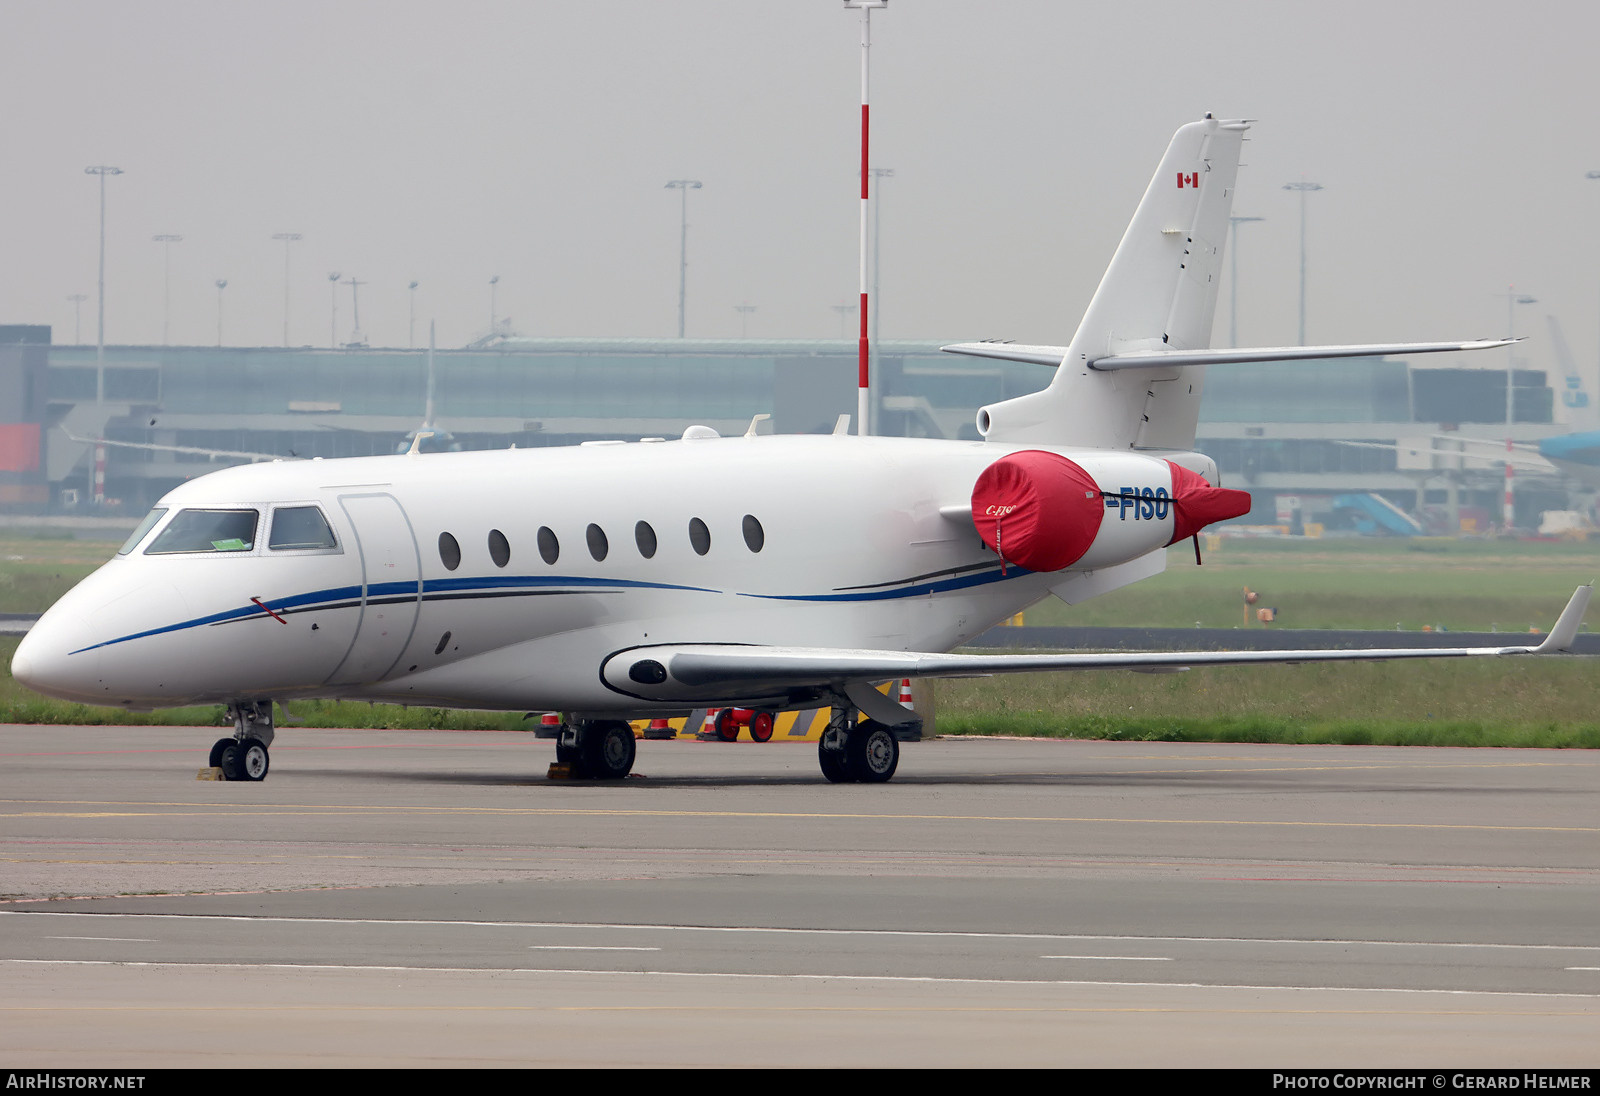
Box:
[1043,955,1172,961]
[2,801,1595,834]
[5,912,1599,953]
[4,958,1599,1001]
[0,1004,1593,1017]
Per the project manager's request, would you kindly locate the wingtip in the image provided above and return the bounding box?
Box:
[1533,585,1593,654]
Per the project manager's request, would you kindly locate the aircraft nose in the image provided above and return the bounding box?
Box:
[11,609,100,704]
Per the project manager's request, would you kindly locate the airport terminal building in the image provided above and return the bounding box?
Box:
[0,325,1571,532]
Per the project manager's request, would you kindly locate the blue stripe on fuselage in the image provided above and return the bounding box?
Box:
[67,565,1019,655]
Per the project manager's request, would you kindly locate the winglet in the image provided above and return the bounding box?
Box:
[1532,585,1593,654]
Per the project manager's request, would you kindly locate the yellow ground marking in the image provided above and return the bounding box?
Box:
[1,799,1596,832]
[0,1001,1594,1017]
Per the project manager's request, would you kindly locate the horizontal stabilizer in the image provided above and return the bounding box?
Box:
[938,342,1068,367]
[1087,338,1517,371]
[941,339,1516,371]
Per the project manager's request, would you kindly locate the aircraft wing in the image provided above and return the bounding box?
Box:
[602,586,1592,715]
[61,428,292,463]
[1335,440,1559,474]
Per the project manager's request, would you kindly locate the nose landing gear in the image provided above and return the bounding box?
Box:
[209,701,275,781]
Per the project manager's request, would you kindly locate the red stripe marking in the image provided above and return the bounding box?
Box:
[250,596,287,624]
[860,104,870,198]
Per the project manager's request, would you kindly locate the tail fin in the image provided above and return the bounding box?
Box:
[978,115,1248,449]
[1548,315,1598,430]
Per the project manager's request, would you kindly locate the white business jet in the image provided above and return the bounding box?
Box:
[12,116,1590,784]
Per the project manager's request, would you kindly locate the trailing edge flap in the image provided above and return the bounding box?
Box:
[599,586,1590,701]
[940,339,1516,371]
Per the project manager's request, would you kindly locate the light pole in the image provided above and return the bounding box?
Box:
[1282,180,1323,345]
[489,275,500,339]
[408,281,419,348]
[343,276,367,347]
[67,295,87,345]
[1498,286,1537,531]
[1588,172,1600,400]
[733,304,756,338]
[152,234,183,345]
[214,279,227,347]
[664,180,701,338]
[845,0,888,435]
[85,165,123,402]
[272,232,301,346]
[328,272,341,348]
[1227,215,1264,347]
[871,166,893,423]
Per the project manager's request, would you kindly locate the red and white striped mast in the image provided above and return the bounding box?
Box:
[845,0,887,436]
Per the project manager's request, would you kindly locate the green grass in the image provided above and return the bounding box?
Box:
[1021,536,1597,631]
[927,657,1600,748]
[0,537,110,613]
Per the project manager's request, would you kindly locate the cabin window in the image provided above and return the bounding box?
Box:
[688,517,711,556]
[587,523,609,562]
[488,529,511,568]
[438,532,461,571]
[118,508,168,555]
[742,514,764,553]
[269,506,337,550]
[145,509,258,554]
[537,526,559,565]
[635,520,657,559]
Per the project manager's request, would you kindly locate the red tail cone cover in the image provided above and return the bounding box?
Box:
[1165,461,1252,544]
[971,450,1104,572]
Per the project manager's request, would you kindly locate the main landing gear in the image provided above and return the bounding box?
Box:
[817,708,899,784]
[210,700,275,782]
[555,718,637,781]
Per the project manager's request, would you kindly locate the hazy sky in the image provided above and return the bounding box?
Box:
[3,1,1598,389]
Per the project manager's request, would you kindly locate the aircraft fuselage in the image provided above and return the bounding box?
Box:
[14,433,1213,716]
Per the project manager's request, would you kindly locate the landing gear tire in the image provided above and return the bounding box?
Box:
[215,741,244,782]
[846,720,899,784]
[216,701,276,782]
[749,711,775,743]
[819,735,854,783]
[713,709,740,743]
[555,725,585,777]
[579,720,636,781]
[238,738,270,782]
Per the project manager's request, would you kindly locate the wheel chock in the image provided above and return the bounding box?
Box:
[196,767,225,781]
[547,762,575,780]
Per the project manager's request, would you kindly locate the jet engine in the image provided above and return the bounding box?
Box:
[970,449,1251,573]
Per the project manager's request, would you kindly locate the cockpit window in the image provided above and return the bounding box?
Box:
[118,508,168,556]
[145,509,259,554]
[269,506,338,550]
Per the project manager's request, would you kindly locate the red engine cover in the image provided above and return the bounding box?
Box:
[1165,461,1253,544]
[970,450,1104,572]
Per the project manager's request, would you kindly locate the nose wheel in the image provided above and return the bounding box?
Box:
[210,702,275,781]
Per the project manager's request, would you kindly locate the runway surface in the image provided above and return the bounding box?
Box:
[1,723,1597,1067]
